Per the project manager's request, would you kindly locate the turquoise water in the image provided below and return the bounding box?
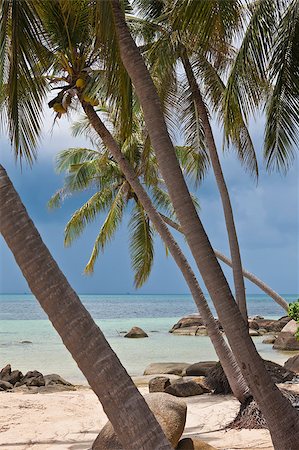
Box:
[0,294,297,383]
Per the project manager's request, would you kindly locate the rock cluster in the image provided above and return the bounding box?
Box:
[169,315,291,337]
[0,364,74,392]
[170,315,299,351]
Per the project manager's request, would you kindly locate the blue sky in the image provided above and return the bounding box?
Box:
[0,108,298,295]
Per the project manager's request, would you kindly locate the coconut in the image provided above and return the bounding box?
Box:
[76,78,86,88]
[53,103,66,113]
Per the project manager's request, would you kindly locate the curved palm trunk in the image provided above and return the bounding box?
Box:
[82,101,249,403]
[109,2,299,448]
[0,164,172,450]
[160,214,288,311]
[181,54,248,323]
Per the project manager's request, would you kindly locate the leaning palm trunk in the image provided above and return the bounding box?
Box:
[0,164,172,450]
[109,2,299,448]
[81,101,250,403]
[160,214,288,311]
[181,54,248,323]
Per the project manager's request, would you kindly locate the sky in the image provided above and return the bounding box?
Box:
[0,107,298,295]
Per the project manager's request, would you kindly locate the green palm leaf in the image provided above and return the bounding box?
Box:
[84,183,127,273]
[264,0,299,172]
[129,202,154,288]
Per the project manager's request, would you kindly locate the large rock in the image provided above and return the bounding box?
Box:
[170,316,222,333]
[144,362,190,376]
[177,438,218,449]
[281,319,298,334]
[93,393,187,449]
[165,379,205,397]
[149,377,171,393]
[184,361,217,377]
[284,354,299,373]
[273,332,299,351]
[124,327,148,338]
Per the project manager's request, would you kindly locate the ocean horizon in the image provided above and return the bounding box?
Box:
[0,293,298,383]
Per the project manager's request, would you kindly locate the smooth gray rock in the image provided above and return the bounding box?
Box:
[262,337,276,344]
[165,379,205,397]
[124,327,148,338]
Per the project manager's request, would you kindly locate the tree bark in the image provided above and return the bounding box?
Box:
[109,2,299,448]
[0,164,172,450]
[82,101,249,403]
[181,53,248,323]
[160,214,288,311]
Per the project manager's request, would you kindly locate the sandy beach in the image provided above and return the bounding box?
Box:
[0,385,275,450]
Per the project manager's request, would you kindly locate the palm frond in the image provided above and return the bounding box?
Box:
[264,0,299,172]
[64,185,118,248]
[0,0,50,163]
[129,202,154,288]
[84,183,127,273]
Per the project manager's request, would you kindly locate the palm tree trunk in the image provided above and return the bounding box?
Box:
[109,2,299,447]
[160,214,288,311]
[81,101,249,403]
[0,164,172,450]
[181,53,248,323]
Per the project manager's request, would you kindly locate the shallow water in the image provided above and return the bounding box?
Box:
[0,294,297,383]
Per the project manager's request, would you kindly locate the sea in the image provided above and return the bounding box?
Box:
[0,293,298,384]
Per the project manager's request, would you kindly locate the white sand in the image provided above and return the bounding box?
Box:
[0,385,275,450]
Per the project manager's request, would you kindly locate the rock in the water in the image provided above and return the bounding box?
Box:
[171,326,208,336]
[177,438,217,449]
[184,361,217,377]
[284,354,299,373]
[170,315,222,333]
[262,336,276,344]
[144,362,190,376]
[0,380,13,390]
[43,374,73,387]
[20,340,32,344]
[165,379,205,397]
[273,332,299,351]
[0,364,11,380]
[124,327,148,338]
[149,376,171,393]
[93,393,187,449]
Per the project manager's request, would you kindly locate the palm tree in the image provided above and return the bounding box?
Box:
[108,1,299,447]
[224,0,299,173]
[133,0,253,322]
[0,1,173,448]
